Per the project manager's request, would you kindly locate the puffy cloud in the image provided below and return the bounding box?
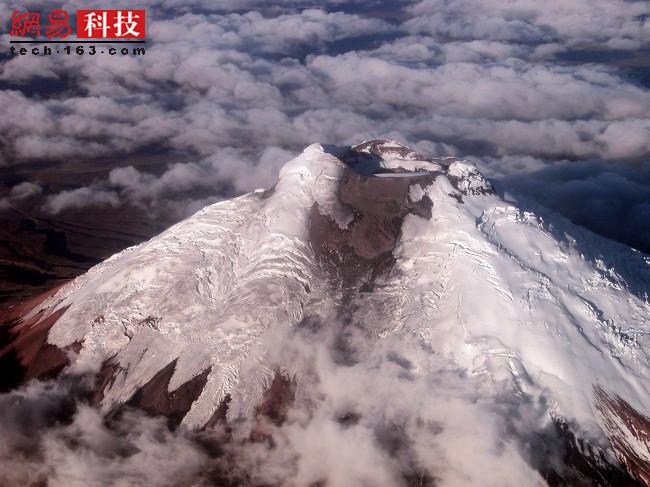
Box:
[151,9,393,55]
[0,1,648,246]
[0,380,212,486]
[43,187,121,214]
[219,319,558,486]
[309,54,650,121]
[0,181,43,210]
[405,0,650,53]
[0,315,577,487]
[9,181,42,199]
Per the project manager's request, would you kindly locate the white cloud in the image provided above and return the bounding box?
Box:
[43,187,121,214]
[10,181,42,199]
[406,0,650,52]
[0,380,211,486]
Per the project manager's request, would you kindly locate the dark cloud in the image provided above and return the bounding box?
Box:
[0,379,214,486]
[0,324,585,487]
[481,156,650,254]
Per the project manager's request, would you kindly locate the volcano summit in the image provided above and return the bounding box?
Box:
[1,141,650,486]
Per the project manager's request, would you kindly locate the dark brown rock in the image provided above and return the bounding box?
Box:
[204,394,232,431]
[0,284,75,392]
[250,373,296,443]
[91,360,124,406]
[541,418,642,487]
[125,360,211,428]
[595,386,650,486]
[309,166,436,290]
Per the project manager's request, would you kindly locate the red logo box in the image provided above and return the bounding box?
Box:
[76,10,145,38]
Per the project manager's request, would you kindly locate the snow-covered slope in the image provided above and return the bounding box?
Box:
[4,140,650,485]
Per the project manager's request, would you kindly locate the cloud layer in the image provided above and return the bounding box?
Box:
[1,0,648,249]
[0,315,584,486]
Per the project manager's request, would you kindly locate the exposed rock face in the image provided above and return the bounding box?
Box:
[354,139,425,160]
[0,285,74,392]
[310,166,436,289]
[250,373,296,443]
[596,386,650,485]
[124,361,212,429]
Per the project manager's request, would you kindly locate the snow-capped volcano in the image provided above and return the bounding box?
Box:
[1,140,650,486]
